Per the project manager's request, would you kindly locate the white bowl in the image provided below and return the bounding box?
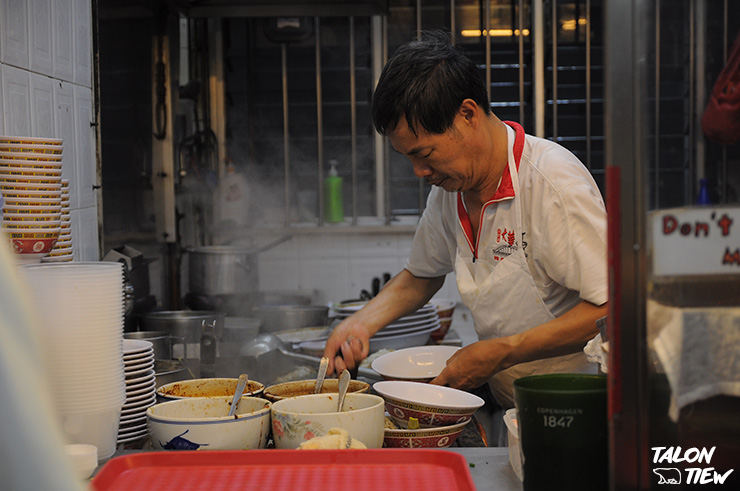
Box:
[0,143,63,154]
[373,380,485,428]
[371,345,460,382]
[60,407,122,460]
[63,444,98,479]
[147,396,272,450]
[271,392,385,449]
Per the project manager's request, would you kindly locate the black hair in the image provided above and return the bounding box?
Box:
[372,30,490,136]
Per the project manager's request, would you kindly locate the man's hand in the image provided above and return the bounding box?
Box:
[430,339,503,390]
[323,319,371,375]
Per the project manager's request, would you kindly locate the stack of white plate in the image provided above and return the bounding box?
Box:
[42,178,73,262]
[308,301,441,352]
[18,262,126,460]
[0,136,64,264]
[118,339,156,445]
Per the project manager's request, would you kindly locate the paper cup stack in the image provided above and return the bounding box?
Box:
[43,178,73,262]
[0,136,63,264]
[18,262,126,460]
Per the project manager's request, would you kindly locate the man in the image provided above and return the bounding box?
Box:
[323,31,608,408]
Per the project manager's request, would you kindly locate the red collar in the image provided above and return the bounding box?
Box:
[456,121,525,258]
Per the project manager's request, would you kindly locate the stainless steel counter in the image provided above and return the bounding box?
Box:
[447,447,523,491]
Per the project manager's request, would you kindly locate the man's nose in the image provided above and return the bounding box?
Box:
[411,159,432,178]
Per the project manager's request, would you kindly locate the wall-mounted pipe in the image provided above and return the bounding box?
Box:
[350,16,358,225]
[316,17,325,225]
[281,43,291,227]
[552,0,558,140]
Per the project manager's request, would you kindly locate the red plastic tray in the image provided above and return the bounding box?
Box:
[92,449,476,490]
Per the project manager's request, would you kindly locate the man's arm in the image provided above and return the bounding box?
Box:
[323,269,446,375]
[431,300,608,389]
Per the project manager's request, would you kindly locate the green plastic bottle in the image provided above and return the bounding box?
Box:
[324,160,344,223]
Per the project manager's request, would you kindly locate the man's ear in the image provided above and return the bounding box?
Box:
[458,98,480,127]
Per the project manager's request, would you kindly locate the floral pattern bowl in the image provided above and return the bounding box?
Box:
[271,393,385,449]
[383,418,470,448]
[373,381,484,428]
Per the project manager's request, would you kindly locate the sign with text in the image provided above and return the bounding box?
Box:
[651,206,740,277]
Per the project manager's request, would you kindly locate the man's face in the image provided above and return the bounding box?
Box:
[387,114,477,193]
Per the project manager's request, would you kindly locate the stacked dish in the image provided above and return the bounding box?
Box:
[374,380,485,449]
[43,178,73,262]
[18,262,126,460]
[0,136,63,264]
[296,301,441,354]
[119,339,156,445]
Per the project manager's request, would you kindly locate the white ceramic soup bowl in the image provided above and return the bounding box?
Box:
[373,380,485,428]
[371,345,460,382]
[271,392,385,449]
[146,396,271,450]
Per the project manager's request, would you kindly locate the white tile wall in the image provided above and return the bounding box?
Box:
[257,232,462,306]
[1,64,30,135]
[73,84,95,209]
[29,71,53,137]
[0,73,4,134]
[72,0,91,87]
[53,79,77,206]
[298,256,350,304]
[29,0,52,76]
[0,0,29,69]
[258,257,301,292]
[1,0,98,260]
[52,0,73,82]
[72,206,99,261]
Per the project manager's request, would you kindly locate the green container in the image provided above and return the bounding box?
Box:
[324,160,344,223]
[513,374,608,491]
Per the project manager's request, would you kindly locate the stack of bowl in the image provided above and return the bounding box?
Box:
[428,298,457,342]
[18,262,127,460]
[373,380,484,448]
[118,339,157,446]
[0,136,63,264]
[43,178,73,262]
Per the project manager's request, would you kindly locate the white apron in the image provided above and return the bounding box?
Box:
[454,121,593,408]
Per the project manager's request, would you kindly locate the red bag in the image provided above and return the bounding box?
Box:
[702,31,740,145]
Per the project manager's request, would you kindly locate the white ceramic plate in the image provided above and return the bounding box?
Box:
[372,345,461,380]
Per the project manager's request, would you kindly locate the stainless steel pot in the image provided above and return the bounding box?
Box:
[123,330,184,360]
[139,311,225,360]
[187,245,259,297]
[253,305,329,333]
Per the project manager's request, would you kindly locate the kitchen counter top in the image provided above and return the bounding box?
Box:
[447,447,523,490]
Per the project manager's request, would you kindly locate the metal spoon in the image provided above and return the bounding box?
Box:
[315,357,329,394]
[227,374,248,417]
[336,369,350,412]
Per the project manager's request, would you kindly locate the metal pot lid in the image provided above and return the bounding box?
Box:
[142,310,223,319]
[187,245,257,254]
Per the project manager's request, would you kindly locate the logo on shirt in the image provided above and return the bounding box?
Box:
[492,227,518,261]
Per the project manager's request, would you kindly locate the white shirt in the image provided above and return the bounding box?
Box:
[406,124,608,316]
